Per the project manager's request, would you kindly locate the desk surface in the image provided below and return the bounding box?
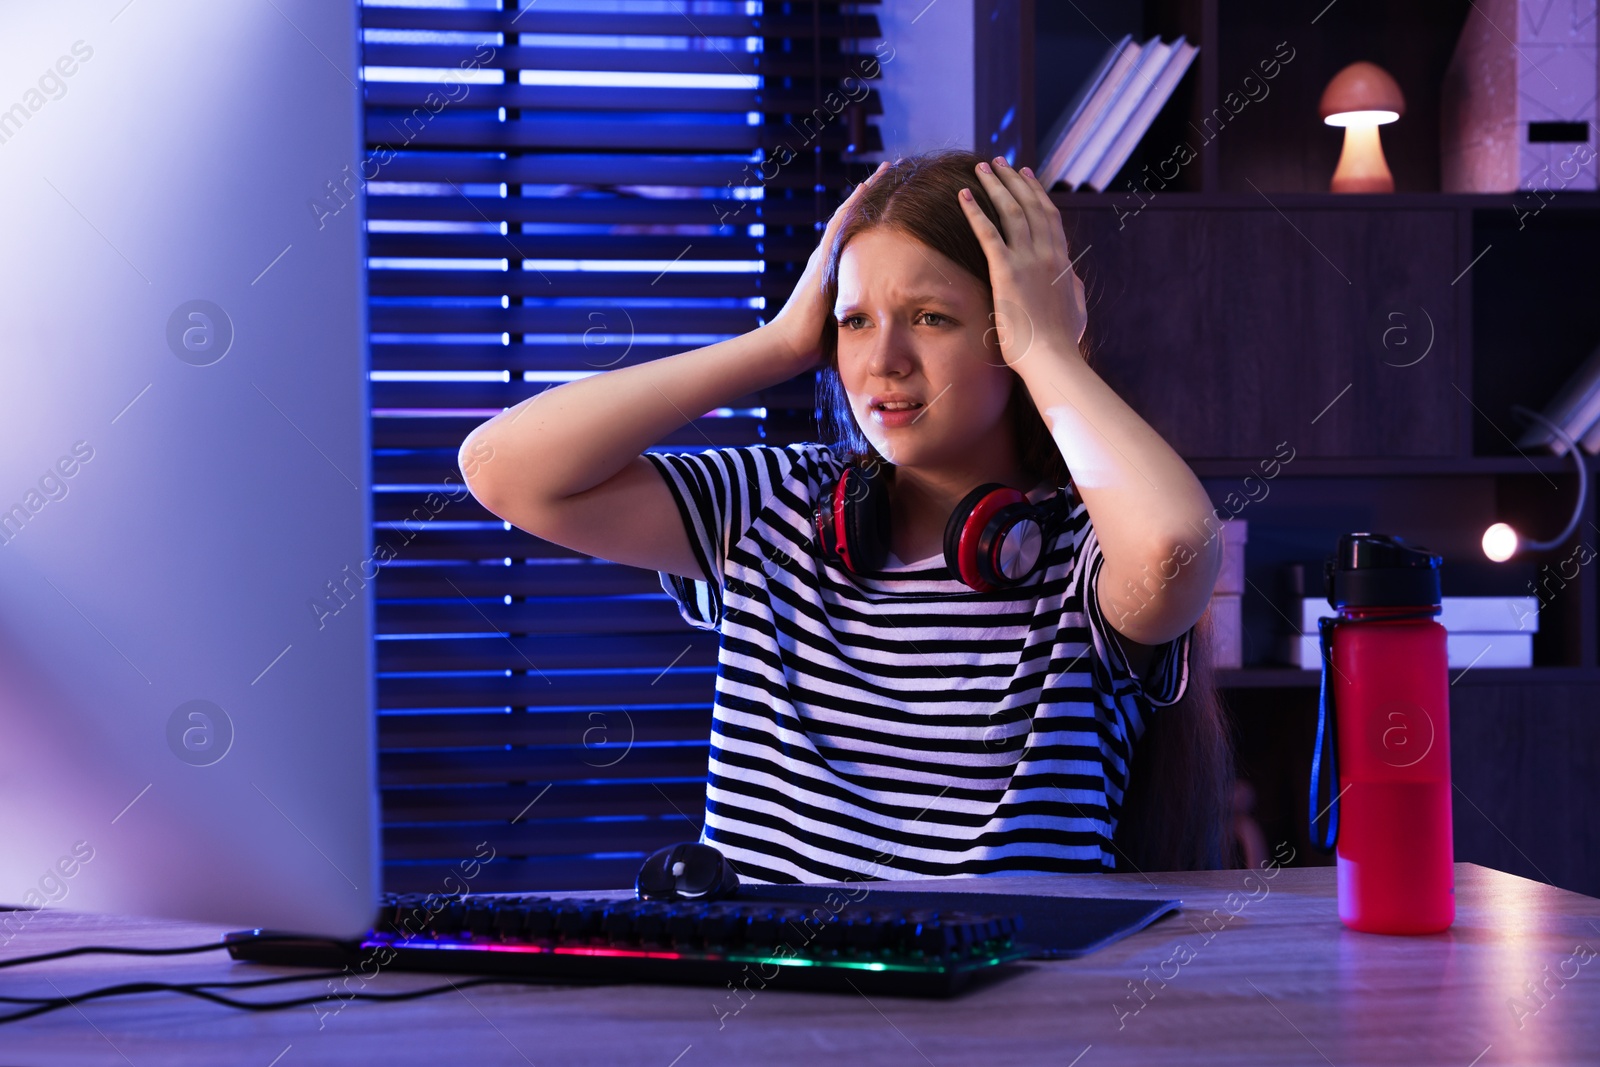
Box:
[1,863,1596,1066]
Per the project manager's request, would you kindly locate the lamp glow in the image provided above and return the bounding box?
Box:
[1318,62,1405,193]
[1482,522,1518,562]
[1322,109,1401,127]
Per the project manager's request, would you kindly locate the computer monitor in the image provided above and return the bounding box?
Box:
[0,1,375,938]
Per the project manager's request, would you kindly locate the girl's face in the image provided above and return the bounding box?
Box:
[832,227,1016,471]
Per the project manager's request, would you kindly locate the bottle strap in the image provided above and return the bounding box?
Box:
[1310,616,1341,854]
[1309,607,1440,855]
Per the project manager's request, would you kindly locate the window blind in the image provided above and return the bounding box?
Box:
[361,0,883,893]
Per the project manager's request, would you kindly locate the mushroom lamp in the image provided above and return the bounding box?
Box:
[1319,62,1405,193]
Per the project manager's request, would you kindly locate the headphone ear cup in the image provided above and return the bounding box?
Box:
[812,467,851,566]
[944,483,1009,587]
[839,462,890,573]
[813,498,835,562]
[814,468,849,566]
[987,501,1049,585]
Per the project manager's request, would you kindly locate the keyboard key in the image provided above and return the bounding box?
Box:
[491,898,536,941]
[634,902,673,947]
[841,912,888,953]
[812,910,845,952]
[697,906,745,950]
[554,900,603,943]
[522,899,557,942]
[464,902,495,938]
[744,908,781,950]
[601,901,640,945]
[666,907,704,950]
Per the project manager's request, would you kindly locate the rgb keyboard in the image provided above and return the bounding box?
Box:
[226,892,1032,997]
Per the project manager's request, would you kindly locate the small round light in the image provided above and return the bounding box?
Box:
[1482,522,1518,562]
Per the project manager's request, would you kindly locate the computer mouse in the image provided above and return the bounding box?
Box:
[635,841,740,902]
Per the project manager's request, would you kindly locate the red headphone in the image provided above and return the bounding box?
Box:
[813,459,1077,592]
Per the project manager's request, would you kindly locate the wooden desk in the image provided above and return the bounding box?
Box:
[1,863,1596,1065]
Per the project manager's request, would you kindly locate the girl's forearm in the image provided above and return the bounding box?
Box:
[461,323,808,506]
[1015,348,1223,634]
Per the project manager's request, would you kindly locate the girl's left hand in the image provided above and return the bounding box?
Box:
[957,157,1088,368]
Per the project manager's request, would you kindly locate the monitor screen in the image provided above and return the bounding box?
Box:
[0,0,376,938]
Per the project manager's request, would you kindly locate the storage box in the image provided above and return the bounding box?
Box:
[1200,520,1246,669]
[1212,519,1247,596]
[1208,593,1241,669]
[1441,0,1599,192]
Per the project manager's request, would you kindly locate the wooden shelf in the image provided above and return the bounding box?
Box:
[1187,455,1593,477]
[1050,191,1600,212]
[977,0,1600,896]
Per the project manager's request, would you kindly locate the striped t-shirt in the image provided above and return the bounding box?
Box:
[644,441,1190,883]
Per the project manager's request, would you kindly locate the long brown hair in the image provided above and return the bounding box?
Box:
[812,147,1236,871]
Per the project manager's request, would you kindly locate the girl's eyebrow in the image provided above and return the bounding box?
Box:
[834,294,957,314]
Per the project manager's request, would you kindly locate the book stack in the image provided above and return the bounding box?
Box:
[1280,597,1538,669]
[1516,340,1600,456]
[1037,34,1200,193]
[1275,558,1540,669]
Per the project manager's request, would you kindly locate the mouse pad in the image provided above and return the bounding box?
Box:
[735,885,1181,960]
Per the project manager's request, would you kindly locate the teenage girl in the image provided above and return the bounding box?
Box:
[463,148,1234,883]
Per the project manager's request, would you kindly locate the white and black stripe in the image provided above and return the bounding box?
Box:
[644,442,1189,884]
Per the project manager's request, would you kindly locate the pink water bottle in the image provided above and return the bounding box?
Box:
[1310,532,1455,934]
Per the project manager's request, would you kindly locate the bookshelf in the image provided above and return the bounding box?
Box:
[975,0,1600,894]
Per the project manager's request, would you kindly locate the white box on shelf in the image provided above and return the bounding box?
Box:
[1279,632,1533,669]
[1208,593,1241,669]
[1212,519,1247,596]
[1297,596,1538,634]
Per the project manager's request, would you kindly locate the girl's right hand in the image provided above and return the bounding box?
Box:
[766,160,889,374]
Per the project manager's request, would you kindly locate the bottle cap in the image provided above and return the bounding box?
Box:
[1323,532,1442,611]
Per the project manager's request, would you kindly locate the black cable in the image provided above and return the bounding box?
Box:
[0,968,347,1002]
[0,938,266,970]
[0,969,569,1025]
[0,969,350,1023]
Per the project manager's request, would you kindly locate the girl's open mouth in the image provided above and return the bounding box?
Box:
[872,403,925,426]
